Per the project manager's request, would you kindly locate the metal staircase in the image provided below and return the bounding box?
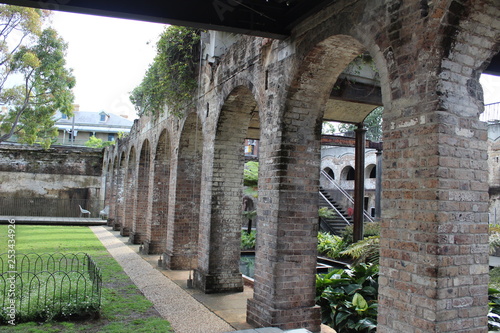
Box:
[318,186,352,235]
[318,169,375,235]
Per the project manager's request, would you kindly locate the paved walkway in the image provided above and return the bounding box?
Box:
[90,226,333,333]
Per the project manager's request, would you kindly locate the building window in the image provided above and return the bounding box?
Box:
[108,133,115,141]
[61,114,67,119]
[100,113,106,122]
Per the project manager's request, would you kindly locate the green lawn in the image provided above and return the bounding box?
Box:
[0,225,172,332]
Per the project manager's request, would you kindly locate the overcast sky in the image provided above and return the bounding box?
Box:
[49,11,500,120]
[50,11,166,119]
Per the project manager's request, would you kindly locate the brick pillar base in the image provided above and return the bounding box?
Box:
[106,218,114,227]
[112,221,121,231]
[247,298,321,332]
[129,231,147,245]
[142,240,163,255]
[162,251,197,270]
[120,226,129,236]
[193,269,243,294]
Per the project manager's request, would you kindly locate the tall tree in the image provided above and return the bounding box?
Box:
[0,6,75,148]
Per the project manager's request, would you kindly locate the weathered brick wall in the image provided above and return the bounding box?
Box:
[103,0,499,331]
[0,144,103,215]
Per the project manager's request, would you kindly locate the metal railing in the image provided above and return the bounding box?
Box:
[0,198,104,217]
[480,102,500,122]
[320,170,375,223]
[0,252,102,324]
[319,191,351,226]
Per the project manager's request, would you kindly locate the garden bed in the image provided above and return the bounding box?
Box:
[0,252,102,324]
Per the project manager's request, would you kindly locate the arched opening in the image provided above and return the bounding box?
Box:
[341,166,356,181]
[147,129,170,254]
[324,167,335,180]
[131,139,151,245]
[163,112,203,269]
[194,85,258,293]
[366,164,376,179]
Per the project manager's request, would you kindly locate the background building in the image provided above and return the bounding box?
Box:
[54,105,133,146]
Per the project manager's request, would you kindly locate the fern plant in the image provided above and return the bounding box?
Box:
[341,236,380,266]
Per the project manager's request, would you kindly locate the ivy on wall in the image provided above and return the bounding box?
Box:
[130,26,202,118]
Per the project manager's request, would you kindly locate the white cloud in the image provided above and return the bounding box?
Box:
[50,11,167,119]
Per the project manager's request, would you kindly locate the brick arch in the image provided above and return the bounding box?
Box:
[164,112,203,269]
[145,129,171,254]
[248,34,382,330]
[122,146,136,236]
[104,158,113,225]
[194,85,258,293]
[130,139,151,245]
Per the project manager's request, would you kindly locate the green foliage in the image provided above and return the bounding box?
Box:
[338,107,383,142]
[489,287,500,331]
[343,222,380,244]
[322,122,336,135]
[341,236,380,266]
[241,230,256,250]
[318,207,337,219]
[317,232,348,259]
[85,135,115,148]
[0,258,100,324]
[130,26,201,118]
[243,161,259,187]
[242,210,257,220]
[491,224,500,255]
[316,263,379,332]
[0,7,75,147]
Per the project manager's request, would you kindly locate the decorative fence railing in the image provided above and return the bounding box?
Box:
[480,102,500,122]
[0,198,104,217]
[0,252,102,324]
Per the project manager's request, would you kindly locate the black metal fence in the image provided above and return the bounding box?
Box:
[0,198,104,217]
[0,253,102,324]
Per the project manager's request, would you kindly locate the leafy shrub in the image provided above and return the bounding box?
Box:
[316,263,378,332]
[241,230,256,250]
[243,161,259,187]
[317,232,347,259]
[489,287,500,331]
[343,222,380,244]
[319,207,338,219]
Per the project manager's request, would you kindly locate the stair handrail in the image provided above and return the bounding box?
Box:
[320,170,375,223]
[319,190,351,226]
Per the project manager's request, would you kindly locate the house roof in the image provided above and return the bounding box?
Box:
[54,111,134,133]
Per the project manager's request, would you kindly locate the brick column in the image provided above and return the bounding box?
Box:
[121,148,136,237]
[130,141,151,245]
[114,153,126,231]
[163,114,201,269]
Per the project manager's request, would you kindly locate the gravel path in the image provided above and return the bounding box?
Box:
[90,226,235,333]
